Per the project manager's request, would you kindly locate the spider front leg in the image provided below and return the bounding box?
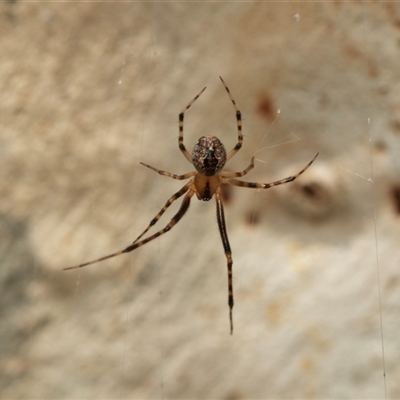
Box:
[140,162,196,180]
[179,86,207,163]
[219,76,243,162]
[215,189,234,335]
[221,157,255,178]
[223,153,319,189]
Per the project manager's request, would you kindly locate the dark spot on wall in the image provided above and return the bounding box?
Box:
[373,140,387,152]
[245,210,260,226]
[342,44,363,62]
[257,92,277,123]
[224,391,243,400]
[385,3,400,29]
[220,183,233,205]
[391,186,400,215]
[391,119,400,133]
[301,183,323,200]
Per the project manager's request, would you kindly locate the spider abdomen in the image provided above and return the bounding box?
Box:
[192,135,226,176]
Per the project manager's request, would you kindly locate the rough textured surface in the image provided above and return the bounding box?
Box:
[1,2,399,399]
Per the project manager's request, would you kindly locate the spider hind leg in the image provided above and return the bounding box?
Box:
[64,185,195,271]
[215,189,234,335]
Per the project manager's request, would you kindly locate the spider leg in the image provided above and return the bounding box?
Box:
[64,187,195,271]
[140,162,196,180]
[130,181,192,245]
[219,76,243,162]
[221,157,255,178]
[215,188,234,335]
[179,86,207,163]
[222,153,319,189]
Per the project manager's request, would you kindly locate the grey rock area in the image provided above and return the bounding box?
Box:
[1,2,399,399]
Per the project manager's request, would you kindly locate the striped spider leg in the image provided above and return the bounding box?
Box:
[64,77,318,335]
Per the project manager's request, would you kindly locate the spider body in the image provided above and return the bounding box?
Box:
[191,135,227,201]
[193,173,220,201]
[64,77,318,335]
[192,135,227,177]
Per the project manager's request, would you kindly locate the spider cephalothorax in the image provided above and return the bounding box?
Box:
[64,76,318,335]
[192,135,227,176]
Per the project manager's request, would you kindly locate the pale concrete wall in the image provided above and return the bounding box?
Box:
[1,2,399,398]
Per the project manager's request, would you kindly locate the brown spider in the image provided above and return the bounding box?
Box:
[64,77,318,334]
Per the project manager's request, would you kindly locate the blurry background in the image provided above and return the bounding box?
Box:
[1,2,399,398]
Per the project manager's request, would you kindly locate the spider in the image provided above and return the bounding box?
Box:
[64,77,318,335]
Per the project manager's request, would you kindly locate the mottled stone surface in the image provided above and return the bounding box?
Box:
[1,2,399,398]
